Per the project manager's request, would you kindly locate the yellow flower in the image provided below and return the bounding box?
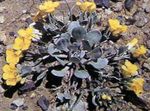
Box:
[76,1,96,12]
[108,19,127,36]
[129,78,144,96]
[5,75,22,86]
[6,49,22,64]
[109,19,120,31]
[2,64,21,86]
[101,94,111,101]
[127,38,138,49]
[133,45,147,57]
[121,60,138,77]
[18,27,35,40]
[39,1,60,13]
[13,37,31,51]
[2,64,17,80]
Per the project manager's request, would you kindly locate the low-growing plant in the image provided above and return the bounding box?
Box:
[1,0,149,110]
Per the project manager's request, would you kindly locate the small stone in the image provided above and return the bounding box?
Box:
[105,8,112,15]
[0,85,5,93]
[0,16,5,23]
[94,0,110,8]
[12,98,24,107]
[10,104,18,110]
[37,96,49,111]
[112,2,123,12]
[146,40,150,49]
[143,63,150,71]
[25,18,33,24]
[124,0,135,11]
[144,82,150,91]
[20,105,28,110]
[133,11,149,27]
[0,6,5,12]
[0,45,4,55]
[115,88,121,93]
[9,32,16,36]
[22,10,27,14]
[0,31,7,44]
[142,3,150,13]
[30,92,36,98]
[144,0,149,3]
[145,7,150,13]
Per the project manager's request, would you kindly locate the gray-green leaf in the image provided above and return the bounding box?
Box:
[74,70,90,79]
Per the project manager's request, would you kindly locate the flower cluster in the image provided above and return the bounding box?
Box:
[39,0,60,13]
[121,60,138,77]
[108,19,127,36]
[127,38,138,49]
[121,60,144,95]
[129,78,144,96]
[33,0,60,22]
[127,38,147,57]
[133,45,147,57]
[13,27,36,51]
[2,64,21,86]
[120,37,147,95]
[76,0,96,12]
[6,49,22,65]
[2,27,37,86]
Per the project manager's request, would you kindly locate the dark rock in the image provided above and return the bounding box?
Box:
[19,81,36,94]
[145,6,150,13]
[94,0,110,8]
[10,103,18,110]
[143,63,150,71]
[25,18,33,24]
[124,0,135,11]
[9,32,16,36]
[125,18,136,25]
[111,0,122,2]
[37,96,49,111]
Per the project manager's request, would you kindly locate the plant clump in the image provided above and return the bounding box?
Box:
[1,0,149,111]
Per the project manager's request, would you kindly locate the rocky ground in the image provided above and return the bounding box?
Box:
[0,0,150,111]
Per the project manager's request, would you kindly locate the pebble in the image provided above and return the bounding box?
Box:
[12,98,25,107]
[30,92,36,98]
[0,6,5,12]
[133,11,149,27]
[25,17,33,24]
[146,40,150,49]
[143,63,150,71]
[144,0,149,3]
[0,31,7,44]
[144,82,150,91]
[112,2,123,12]
[145,6,150,13]
[145,4,150,13]
[142,3,150,13]
[9,31,16,36]
[0,85,5,93]
[0,46,4,55]
[22,10,28,14]
[0,15,5,23]
[124,0,135,11]
[105,8,112,15]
